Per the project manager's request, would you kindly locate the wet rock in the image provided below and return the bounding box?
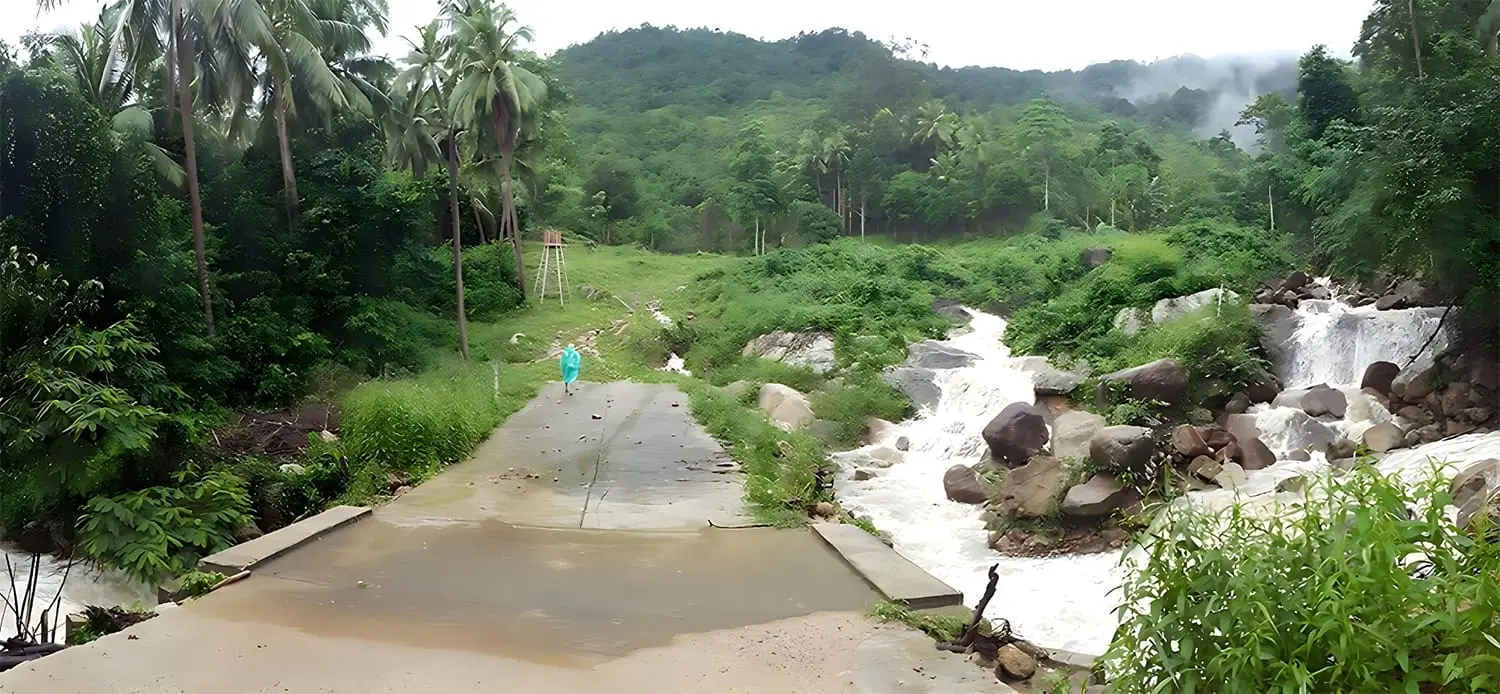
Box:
[996,643,1038,680]
[943,465,992,505]
[1240,438,1277,471]
[1250,304,1298,374]
[1201,424,1238,452]
[1225,392,1252,415]
[1457,491,1500,536]
[1281,271,1311,291]
[1416,423,1445,444]
[864,418,900,445]
[1215,439,1243,464]
[1450,460,1500,509]
[1326,438,1357,460]
[1447,419,1478,437]
[1442,383,1473,417]
[1213,462,1248,489]
[1344,390,1389,424]
[1247,378,1281,405]
[1374,278,1435,310]
[1277,476,1310,494]
[994,456,1068,519]
[1301,284,1332,301]
[904,340,979,370]
[882,367,942,412]
[1097,359,1190,407]
[1360,386,1390,408]
[1060,474,1139,518]
[758,383,814,431]
[1082,247,1112,269]
[1301,388,1348,418]
[1051,410,1107,460]
[1017,357,1087,395]
[1396,406,1433,427]
[1253,408,1341,457]
[895,435,911,452]
[1471,385,1496,408]
[1465,407,1494,424]
[1361,361,1401,395]
[1188,456,1223,483]
[852,469,878,481]
[983,402,1052,467]
[1173,424,1212,458]
[1089,425,1156,475]
[1363,422,1407,452]
[1284,448,1312,461]
[1467,357,1499,392]
[742,331,836,374]
[1396,364,1440,400]
[933,298,971,323]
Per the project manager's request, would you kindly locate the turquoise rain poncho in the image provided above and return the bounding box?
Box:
[559,345,582,384]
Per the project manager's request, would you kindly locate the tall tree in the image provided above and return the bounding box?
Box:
[1017,98,1072,213]
[447,0,548,299]
[1296,45,1361,140]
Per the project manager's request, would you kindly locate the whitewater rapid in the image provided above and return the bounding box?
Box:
[835,300,1500,657]
[0,547,151,642]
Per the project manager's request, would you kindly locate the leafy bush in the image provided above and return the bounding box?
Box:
[341,372,501,475]
[1108,302,1271,395]
[179,569,227,598]
[343,297,453,376]
[1105,465,1500,692]
[77,467,252,583]
[810,374,911,447]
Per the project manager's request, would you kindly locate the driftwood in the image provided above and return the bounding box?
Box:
[0,643,66,672]
[936,563,1018,658]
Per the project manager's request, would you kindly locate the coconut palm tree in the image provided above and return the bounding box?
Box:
[396,19,470,359]
[42,8,184,185]
[446,0,548,298]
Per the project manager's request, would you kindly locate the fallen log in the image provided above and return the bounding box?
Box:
[936,563,1015,657]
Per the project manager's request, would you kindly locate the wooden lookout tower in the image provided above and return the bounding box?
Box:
[534,230,569,306]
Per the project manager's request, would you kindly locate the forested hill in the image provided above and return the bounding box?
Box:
[554,26,1297,135]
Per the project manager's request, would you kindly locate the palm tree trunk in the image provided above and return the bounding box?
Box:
[500,152,525,298]
[1408,0,1425,78]
[175,21,214,337]
[273,83,300,229]
[446,134,470,361]
[474,203,486,245]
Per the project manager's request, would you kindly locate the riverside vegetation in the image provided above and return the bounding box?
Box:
[2,0,1498,688]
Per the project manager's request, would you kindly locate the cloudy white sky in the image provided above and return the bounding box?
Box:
[8,0,1374,71]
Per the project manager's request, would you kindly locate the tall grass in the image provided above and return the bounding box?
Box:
[1105,464,1500,692]
[341,368,502,474]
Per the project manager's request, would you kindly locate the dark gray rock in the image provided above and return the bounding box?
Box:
[1082,247,1112,269]
[1089,425,1156,475]
[1060,474,1140,518]
[1363,422,1407,452]
[1281,271,1311,292]
[1302,388,1348,418]
[1361,361,1401,396]
[1225,392,1252,415]
[1173,424,1212,458]
[904,340,979,370]
[882,367,941,411]
[1017,357,1087,396]
[1096,359,1190,407]
[943,465,992,505]
[1240,437,1277,471]
[982,402,1052,467]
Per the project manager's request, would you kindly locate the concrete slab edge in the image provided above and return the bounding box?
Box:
[198,505,371,574]
[810,523,964,609]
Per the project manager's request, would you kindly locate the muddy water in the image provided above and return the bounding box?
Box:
[196,521,877,667]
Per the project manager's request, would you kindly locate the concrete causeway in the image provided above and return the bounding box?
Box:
[0,382,1004,693]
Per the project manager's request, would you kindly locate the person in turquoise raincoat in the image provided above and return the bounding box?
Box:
[560,343,581,395]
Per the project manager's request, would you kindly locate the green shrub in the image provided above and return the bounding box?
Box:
[77,467,252,583]
[810,374,911,447]
[683,381,828,526]
[869,600,977,642]
[1108,302,1270,394]
[179,569,227,598]
[343,297,453,376]
[341,372,501,475]
[1105,464,1500,692]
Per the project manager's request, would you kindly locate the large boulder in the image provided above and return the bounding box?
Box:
[1301,387,1348,418]
[1250,408,1340,458]
[1051,410,1107,460]
[1250,304,1299,374]
[1374,278,1436,310]
[1016,357,1087,396]
[1089,425,1156,475]
[1281,271,1311,292]
[1113,307,1146,336]
[1082,247,1112,269]
[1239,437,1277,471]
[983,402,1052,467]
[742,331,836,374]
[1149,288,1241,326]
[758,383,814,431]
[882,367,942,412]
[1173,424,1212,458]
[993,456,1068,519]
[1361,362,1401,396]
[1362,422,1407,452]
[863,418,900,445]
[1060,474,1140,518]
[1096,359,1190,407]
[1451,459,1500,510]
[943,465,992,505]
[904,341,979,370]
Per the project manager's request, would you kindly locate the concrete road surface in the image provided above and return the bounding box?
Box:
[0,382,997,694]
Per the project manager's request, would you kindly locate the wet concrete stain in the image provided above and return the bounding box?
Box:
[196,522,877,667]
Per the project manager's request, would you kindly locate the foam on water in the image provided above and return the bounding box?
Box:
[0,547,152,642]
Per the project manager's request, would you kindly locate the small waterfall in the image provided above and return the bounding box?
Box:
[836,311,1123,655]
[1278,299,1449,389]
[0,546,153,642]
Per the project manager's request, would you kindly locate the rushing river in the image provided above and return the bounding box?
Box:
[0,546,152,642]
[836,300,1500,656]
